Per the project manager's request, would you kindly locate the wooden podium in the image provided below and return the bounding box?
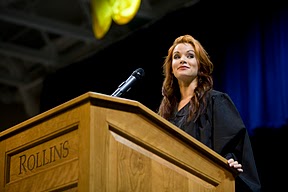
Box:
[0,92,235,192]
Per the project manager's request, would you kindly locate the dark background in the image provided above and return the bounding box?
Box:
[40,1,287,191]
[3,0,288,191]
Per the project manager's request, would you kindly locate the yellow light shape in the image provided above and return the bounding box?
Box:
[91,0,141,39]
[111,0,141,25]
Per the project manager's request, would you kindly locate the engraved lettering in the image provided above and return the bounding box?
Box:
[19,155,27,174]
[36,152,42,168]
[63,140,69,158]
[53,143,62,162]
[27,154,35,171]
[50,146,53,162]
[43,149,49,165]
[18,140,70,175]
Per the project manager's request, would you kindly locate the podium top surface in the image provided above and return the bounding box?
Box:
[0,92,157,136]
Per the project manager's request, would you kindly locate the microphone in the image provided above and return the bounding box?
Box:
[111,68,145,97]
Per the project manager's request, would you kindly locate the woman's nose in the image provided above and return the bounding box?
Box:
[180,57,187,63]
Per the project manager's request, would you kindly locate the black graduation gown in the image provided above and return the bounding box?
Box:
[169,90,261,192]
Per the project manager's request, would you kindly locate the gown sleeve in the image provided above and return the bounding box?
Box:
[211,91,261,192]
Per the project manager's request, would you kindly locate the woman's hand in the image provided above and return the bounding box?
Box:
[228,158,243,173]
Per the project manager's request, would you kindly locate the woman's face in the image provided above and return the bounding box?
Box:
[172,43,198,83]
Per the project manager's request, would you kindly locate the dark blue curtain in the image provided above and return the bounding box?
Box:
[222,7,288,135]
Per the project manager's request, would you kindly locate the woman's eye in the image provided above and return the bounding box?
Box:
[173,55,180,59]
[187,54,194,59]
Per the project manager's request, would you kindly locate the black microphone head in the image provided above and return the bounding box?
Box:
[132,68,145,80]
[111,68,145,97]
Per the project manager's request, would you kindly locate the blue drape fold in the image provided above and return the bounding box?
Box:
[222,9,288,134]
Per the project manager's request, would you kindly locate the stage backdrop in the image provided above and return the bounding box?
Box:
[220,6,288,135]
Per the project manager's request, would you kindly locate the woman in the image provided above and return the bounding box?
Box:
[157,34,261,192]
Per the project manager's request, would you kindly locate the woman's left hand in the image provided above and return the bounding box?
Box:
[228,158,243,173]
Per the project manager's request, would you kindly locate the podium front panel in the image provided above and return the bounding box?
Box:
[0,92,235,192]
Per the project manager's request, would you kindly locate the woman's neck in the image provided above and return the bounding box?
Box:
[177,78,197,111]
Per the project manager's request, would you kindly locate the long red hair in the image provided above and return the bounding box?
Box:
[157,34,214,122]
